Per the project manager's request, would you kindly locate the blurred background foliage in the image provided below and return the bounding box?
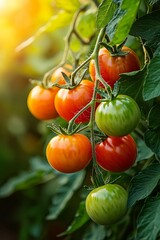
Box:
[0,0,97,239]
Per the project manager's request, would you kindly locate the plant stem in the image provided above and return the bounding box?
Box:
[89,28,107,186]
[70,56,92,84]
[43,5,88,86]
[92,29,112,96]
[67,102,92,133]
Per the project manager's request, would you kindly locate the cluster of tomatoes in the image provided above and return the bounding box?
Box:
[27,46,141,225]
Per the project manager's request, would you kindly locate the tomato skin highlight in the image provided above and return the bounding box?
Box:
[86,184,128,225]
[89,46,140,88]
[46,134,92,173]
[95,95,141,136]
[27,85,59,120]
[96,135,137,172]
[55,80,96,123]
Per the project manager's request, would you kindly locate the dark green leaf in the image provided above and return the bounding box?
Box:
[128,163,160,207]
[46,171,85,220]
[143,46,160,101]
[144,129,160,156]
[30,157,52,172]
[119,66,153,117]
[59,201,89,236]
[106,0,141,45]
[82,222,111,240]
[148,105,160,129]
[0,158,53,198]
[119,67,146,102]
[130,10,160,49]
[97,0,117,29]
[133,134,153,162]
[136,194,160,240]
[147,0,160,5]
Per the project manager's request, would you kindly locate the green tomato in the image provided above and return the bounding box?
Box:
[95,95,141,136]
[86,184,128,225]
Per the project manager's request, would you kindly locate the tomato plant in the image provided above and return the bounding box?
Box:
[86,184,128,225]
[27,85,59,120]
[95,135,137,172]
[54,80,96,123]
[89,46,140,88]
[3,1,160,240]
[95,94,141,136]
[46,133,92,173]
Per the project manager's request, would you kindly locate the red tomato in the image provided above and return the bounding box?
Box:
[95,135,137,172]
[54,80,96,123]
[27,85,59,120]
[46,133,92,173]
[89,46,140,88]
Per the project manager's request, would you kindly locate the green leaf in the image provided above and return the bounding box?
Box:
[144,129,160,156]
[132,134,153,162]
[130,10,160,49]
[46,171,85,220]
[119,67,146,102]
[143,46,160,101]
[136,194,160,240]
[0,158,53,198]
[59,201,89,236]
[106,0,141,45]
[82,222,111,240]
[148,105,160,129]
[119,66,153,117]
[76,10,96,39]
[128,163,160,208]
[96,0,117,29]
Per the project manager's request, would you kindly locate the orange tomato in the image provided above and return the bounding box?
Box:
[46,133,92,173]
[51,64,72,85]
[54,80,96,123]
[27,85,59,120]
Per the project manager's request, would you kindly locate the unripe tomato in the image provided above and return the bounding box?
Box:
[95,135,137,172]
[51,64,72,85]
[86,184,128,225]
[27,85,59,120]
[55,80,96,123]
[89,46,140,88]
[46,133,92,173]
[95,95,141,136]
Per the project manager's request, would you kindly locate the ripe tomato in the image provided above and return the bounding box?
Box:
[46,133,92,173]
[95,95,141,136]
[86,184,128,225]
[51,64,72,85]
[27,85,59,120]
[55,80,95,123]
[89,46,140,88]
[95,135,137,172]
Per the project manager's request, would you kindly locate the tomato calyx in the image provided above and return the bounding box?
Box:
[96,82,120,102]
[100,38,129,57]
[48,122,83,136]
